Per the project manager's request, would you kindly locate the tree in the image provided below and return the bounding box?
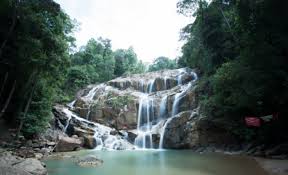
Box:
[148,57,178,72]
[0,0,75,137]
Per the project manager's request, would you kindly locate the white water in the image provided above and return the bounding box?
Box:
[148,79,155,93]
[134,95,154,149]
[164,76,168,90]
[67,100,76,109]
[159,117,174,149]
[171,83,193,117]
[64,68,198,151]
[61,107,133,150]
[159,95,168,119]
[134,69,198,150]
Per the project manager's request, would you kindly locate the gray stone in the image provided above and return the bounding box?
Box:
[76,155,103,168]
[14,158,47,175]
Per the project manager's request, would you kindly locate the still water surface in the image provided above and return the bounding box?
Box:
[45,150,268,175]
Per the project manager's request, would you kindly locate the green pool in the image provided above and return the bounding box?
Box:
[45,150,268,175]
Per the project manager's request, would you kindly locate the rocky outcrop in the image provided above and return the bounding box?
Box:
[0,151,47,175]
[161,110,238,149]
[13,158,47,175]
[68,68,197,131]
[54,136,83,152]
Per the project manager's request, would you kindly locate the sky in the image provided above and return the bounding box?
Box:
[55,0,192,63]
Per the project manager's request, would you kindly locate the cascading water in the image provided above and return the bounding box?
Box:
[171,83,193,117]
[148,79,155,93]
[134,95,154,149]
[134,69,198,150]
[164,76,168,90]
[159,96,168,119]
[159,116,174,149]
[63,108,72,133]
[67,100,76,109]
[63,68,198,150]
[61,107,133,150]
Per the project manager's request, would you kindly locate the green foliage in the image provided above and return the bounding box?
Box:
[21,79,53,137]
[178,0,288,142]
[148,57,178,72]
[107,95,134,110]
[114,47,146,76]
[0,0,74,137]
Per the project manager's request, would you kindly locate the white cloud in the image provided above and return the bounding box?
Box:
[55,0,192,63]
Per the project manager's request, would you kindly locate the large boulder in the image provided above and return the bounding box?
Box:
[13,158,47,175]
[54,136,83,152]
[83,136,97,149]
[0,152,47,175]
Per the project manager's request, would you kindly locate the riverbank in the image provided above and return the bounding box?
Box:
[256,158,288,175]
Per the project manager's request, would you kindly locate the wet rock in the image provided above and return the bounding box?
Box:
[54,136,83,152]
[76,155,103,168]
[83,136,97,149]
[34,153,44,160]
[125,131,137,144]
[73,127,95,137]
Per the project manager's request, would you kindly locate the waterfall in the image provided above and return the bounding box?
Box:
[164,76,168,90]
[171,93,182,117]
[191,72,198,82]
[63,108,72,133]
[171,82,193,117]
[159,95,168,119]
[65,68,199,150]
[85,87,98,100]
[140,79,144,92]
[61,107,133,150]
[148,79,155,93]
[134,95,154,149]
[177,74,183,85]
[159,117,174,149]
[67,100,76,109]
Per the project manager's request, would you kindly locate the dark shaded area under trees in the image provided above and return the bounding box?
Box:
[177,0,288,144]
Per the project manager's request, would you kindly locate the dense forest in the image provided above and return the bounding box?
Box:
[0,0,177,138]
[177,0,288,143]
[0,0,287,145]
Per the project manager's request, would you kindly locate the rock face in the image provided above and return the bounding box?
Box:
[161,110,238,149]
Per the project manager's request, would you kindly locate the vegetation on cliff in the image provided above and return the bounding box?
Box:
[177,0,288,143]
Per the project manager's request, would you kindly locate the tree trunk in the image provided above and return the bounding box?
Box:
[0,80,16,118]
[217,3,238,42]
[0,72,9,100]
[17,77,37,137]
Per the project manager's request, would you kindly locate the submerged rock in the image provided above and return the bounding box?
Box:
[76,155,103,168]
